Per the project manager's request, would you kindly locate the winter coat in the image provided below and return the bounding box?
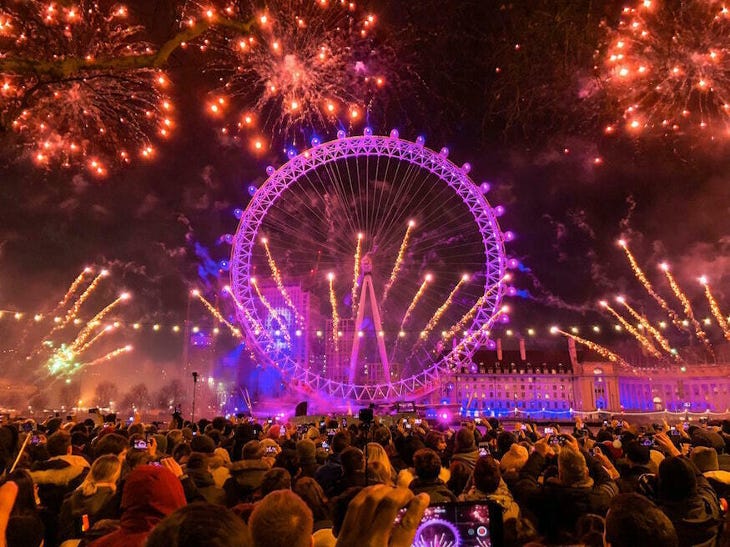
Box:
[513,451,618,543]
[616,463,654,494]
[705,469,730,501]
[659,474,722,547]
[58,485,116,542]
[460,478,520,522]
[187,468,226,506]
[451,449,479,471]
[224,459,272,505]
[314,453,344,498]
[408,477,457,503]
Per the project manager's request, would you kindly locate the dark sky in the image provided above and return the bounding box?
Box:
[1,0,729,393]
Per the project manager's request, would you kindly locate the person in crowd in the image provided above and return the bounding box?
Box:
[451,428,479,471]
[259,468,292,498]
[604,492,679,547]
[185,452,226,505]
[293,477,335,547]
[314,431,350,498]
[58,454,121,542]
[655,454,721,547]
[446,460,471,498]
[498,443,529,489]
[0,470,44,547]
[408,448,456,502]
[616,440,654,493]
[332,447,366,496]
[224,440,272,506]
[365,442,396,485]
[513,434,618,543]
[146,502,250,547]
[248,489,313,547]
[690,446,730,501]
[296,439,319,480]
[31,430,91,547]
[460,455,520,521]
[89,464,187,547]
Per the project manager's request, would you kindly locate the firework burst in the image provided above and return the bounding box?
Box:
[197,0,390,142]
[0,1,174,175]
[552,327,629,367]
[600,300,662,358]
[602,0,730,137]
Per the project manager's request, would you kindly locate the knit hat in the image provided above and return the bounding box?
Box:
[658,456,697,501]
[691,428,725,452]
[648,448,664,473]
[624,440,650,465]
[558,447,588,486]
[305,427,320,442]
[499,443,529,473]
[243,440,264,460]
[296,439,317,464]
[455,428,476,452]
[691,446,720,473]
[260,438,281,456]
[267,424,281,439]
[190,434,216,454]
[214,447,231,465]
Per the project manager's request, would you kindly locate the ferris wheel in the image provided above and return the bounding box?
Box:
[230,129,511,402]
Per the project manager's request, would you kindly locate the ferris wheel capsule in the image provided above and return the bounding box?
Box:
[389,129,399,139]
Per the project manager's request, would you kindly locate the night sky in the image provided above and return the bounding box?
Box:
[1,0,729,398]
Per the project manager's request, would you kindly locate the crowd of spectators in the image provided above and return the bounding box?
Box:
[0,411,728,546]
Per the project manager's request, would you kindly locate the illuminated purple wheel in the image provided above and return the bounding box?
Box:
[230,130,510,402]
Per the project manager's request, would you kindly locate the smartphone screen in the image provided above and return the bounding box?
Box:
[544,427,554,435]
[396,502,502,547]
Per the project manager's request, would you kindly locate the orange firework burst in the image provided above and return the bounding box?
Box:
[603,0,730,137]
[328,272,339,351]
[262,238,303,325]
[399,274,432,331]
[351,233,363,317]
[192,289,242,339]
[193,0,392,141]
[0,1,174,175]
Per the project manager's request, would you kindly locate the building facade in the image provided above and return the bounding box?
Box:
[428,338,730,416]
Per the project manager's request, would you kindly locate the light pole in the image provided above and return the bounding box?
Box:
[191,371,199,426]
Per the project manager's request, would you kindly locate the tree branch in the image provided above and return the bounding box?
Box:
[0,15,255,78]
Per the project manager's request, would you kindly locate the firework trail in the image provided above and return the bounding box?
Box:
[262,238,303,324]
[83,345,133,369]
[223,285,262,335]
[192,289,242,339]
[600,300,662,358]
[70,292,130,351]
[351,233,363,317]
[442,276,507,343]
[552,328,629,368]
[250,279,291,344]
[75,325,115,355]
[700,276,730,341]
[618,240,685,330]
[419,275,470,341]
[328,273,339,351]
[382,221,415,306]
[399,274,432,331]
[661,263,714,355]
[60,269,109,326]
[52,267,93,316]
[615,295,677,358]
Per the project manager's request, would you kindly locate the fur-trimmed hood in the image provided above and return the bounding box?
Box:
[31,454,90,486]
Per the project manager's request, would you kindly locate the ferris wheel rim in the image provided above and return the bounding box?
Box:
[230,133,508,402]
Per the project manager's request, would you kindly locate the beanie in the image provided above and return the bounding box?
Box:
[296,439,317,464]
[499,443,529,473]
[558,447,588,486]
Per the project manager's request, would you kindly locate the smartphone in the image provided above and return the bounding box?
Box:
[405,423,412,430]
[544,427,555,435]
[520,424,527,431]
[641,437,654,447]
[267,419,273,425]
[683,422,690,431]
[319,420,325,427]
[321,441,330,451]
[415,419,422,425]
[30,435,41,446]
[133,439,148,450]
[396,501,503,547]
[279,427,286,437]
[22,422,33,433]
[478,442,490,457]
[603,420,609,427]
[549,435,561,446]
[669,428,680,437]
[341,418,347,427]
